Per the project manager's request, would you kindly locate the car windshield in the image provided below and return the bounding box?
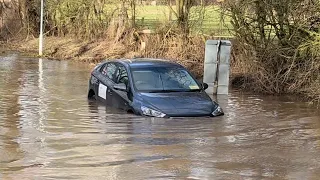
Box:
[131,67,201,92]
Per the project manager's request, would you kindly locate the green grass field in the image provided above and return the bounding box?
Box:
[134,5,233,36]
[51,2,233,37]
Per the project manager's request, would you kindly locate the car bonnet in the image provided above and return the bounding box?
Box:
[139,92,214,116]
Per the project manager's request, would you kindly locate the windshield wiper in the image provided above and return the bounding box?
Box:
[147,90,184,93]
[186,89,201,92]
[147,89,201,93]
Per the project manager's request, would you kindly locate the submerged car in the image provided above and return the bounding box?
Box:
[88,58,224,118]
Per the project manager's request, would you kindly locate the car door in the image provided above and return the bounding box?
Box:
[112,64,131,110]
[96,62,117,105]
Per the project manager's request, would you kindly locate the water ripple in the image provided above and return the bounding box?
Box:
[0,55,320,179]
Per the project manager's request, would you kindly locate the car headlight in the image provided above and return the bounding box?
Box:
[212,106,224,117]
[141,106,166,118]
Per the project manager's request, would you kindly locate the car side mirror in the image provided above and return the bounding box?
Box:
[202,83,209,90]
[113,83,127,92]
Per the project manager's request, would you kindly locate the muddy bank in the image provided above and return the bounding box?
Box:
[3,34,209,79]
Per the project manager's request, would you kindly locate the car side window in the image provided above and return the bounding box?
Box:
[100,63,117,82]
[100,64,108,75]
[115,65,129,86]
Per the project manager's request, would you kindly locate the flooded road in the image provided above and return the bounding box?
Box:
[0,53,320,180]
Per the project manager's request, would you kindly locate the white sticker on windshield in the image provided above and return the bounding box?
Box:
[98,83,107,100]
[189,85,199,89]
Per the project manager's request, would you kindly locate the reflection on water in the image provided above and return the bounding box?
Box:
[0,53,320,179]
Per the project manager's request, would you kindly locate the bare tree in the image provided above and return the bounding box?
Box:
[167,0,195,33]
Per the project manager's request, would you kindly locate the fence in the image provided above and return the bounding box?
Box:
[136,19,233,37]
[0,18,234,39]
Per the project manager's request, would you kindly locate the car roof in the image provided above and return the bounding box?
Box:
[111,58,184,68]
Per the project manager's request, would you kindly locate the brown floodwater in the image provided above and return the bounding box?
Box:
[0,53,319,180]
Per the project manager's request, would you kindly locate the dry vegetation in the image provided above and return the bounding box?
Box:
[223,0,320,103]
[16,24,207,78]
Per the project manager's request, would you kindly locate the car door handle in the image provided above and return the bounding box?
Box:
[107,89,113,96]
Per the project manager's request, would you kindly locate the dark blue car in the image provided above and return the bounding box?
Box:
[88,58,224,118]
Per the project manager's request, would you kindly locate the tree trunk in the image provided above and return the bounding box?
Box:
[175,0,193,33]
[130,0,136,27]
